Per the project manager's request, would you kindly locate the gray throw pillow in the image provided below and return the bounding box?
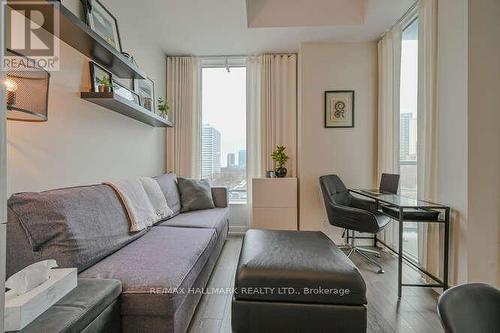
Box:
[154,173,182,216]
[178,178,215,212]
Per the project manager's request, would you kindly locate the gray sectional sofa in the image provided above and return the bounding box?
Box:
[6,173,230,333]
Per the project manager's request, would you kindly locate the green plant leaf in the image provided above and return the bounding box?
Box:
[271,145,289,168]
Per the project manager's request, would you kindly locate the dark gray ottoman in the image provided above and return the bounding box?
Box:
[232,230,367,333]
[18,279,122,333]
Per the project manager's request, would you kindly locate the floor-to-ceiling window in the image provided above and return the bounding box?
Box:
[400,18,419,261]
[201,59,247,203]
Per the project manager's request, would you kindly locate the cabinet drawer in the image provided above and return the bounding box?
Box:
[251,208,297,230]
[252,178,297,208]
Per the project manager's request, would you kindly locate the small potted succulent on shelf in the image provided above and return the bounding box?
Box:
[157,97,171,119]
[271,145,289,178]
[97,75,112,93]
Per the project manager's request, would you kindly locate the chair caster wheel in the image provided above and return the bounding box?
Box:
[377,269,385,274]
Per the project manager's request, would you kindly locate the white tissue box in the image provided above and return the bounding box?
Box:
[4,268,77,331]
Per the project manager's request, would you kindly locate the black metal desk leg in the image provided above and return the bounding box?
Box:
[443,208,450,290]
[398,208,404,298]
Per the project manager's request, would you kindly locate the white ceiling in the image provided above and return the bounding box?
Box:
[246,0,366,28]
[106,0,414,56]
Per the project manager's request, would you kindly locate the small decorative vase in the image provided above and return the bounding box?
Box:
[275,167,287,178]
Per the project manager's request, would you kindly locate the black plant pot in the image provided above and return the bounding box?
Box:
[275,167,287,178]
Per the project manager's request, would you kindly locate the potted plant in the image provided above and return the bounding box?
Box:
[157,97,171,119]
[271,145,289,178]
[97,75,112,93]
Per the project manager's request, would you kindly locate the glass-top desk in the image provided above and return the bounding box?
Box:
[350,189,451,298]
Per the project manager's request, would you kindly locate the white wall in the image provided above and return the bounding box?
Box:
[436,0,468,285]
[7,1,167,195]
[298,42,378,241]
[467,0,500,286]
[437,0,500,287]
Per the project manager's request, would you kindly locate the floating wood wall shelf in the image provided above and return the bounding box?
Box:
[81,92,173,127]
[8,0,146,79]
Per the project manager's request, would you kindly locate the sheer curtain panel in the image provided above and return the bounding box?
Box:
[166,56,201,178]
[247,54,297,178]
[417,0,441,279]
[377,25,402,249]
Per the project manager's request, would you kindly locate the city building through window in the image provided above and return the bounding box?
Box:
[201,63,247,203]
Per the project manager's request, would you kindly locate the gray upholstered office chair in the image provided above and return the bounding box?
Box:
[437,283,500,333]
[319,174,391,273]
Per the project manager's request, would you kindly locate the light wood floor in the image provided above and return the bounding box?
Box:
[187,236,444,333]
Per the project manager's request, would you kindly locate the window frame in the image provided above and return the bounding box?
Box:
[199,57,248,204]
[399,15,422,263]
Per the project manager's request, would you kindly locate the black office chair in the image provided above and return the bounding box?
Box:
[437,283,500,333]
[319,175,391,273]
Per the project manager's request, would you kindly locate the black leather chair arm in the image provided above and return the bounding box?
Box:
[349,195,378,213]
[324,198,380,233]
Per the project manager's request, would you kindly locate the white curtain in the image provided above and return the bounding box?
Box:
[247,54,297,176]
[247,56,263,182]
[417,0,441,278]
[377,25,402,249]
[261,54,297,176]
[166,56,201,178]
[247,54,297,223]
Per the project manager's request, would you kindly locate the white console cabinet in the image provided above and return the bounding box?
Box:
[251,178,298,230]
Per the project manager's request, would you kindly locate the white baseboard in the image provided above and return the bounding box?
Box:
[229,225,248,236]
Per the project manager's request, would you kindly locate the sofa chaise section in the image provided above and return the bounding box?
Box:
[79,226,225,332]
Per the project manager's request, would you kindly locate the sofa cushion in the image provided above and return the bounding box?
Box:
[178,178,215,212]
[7,185,145,272]
[155,173,181,216]
[79,226,218,317]
[156,207,229,237]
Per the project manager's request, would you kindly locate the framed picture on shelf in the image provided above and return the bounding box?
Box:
[112,80,140,105]
[133,77,155,112]
[85,0,122,52]
[61,0,89,21]
[89,62,112,93]
[324,90,355,128]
